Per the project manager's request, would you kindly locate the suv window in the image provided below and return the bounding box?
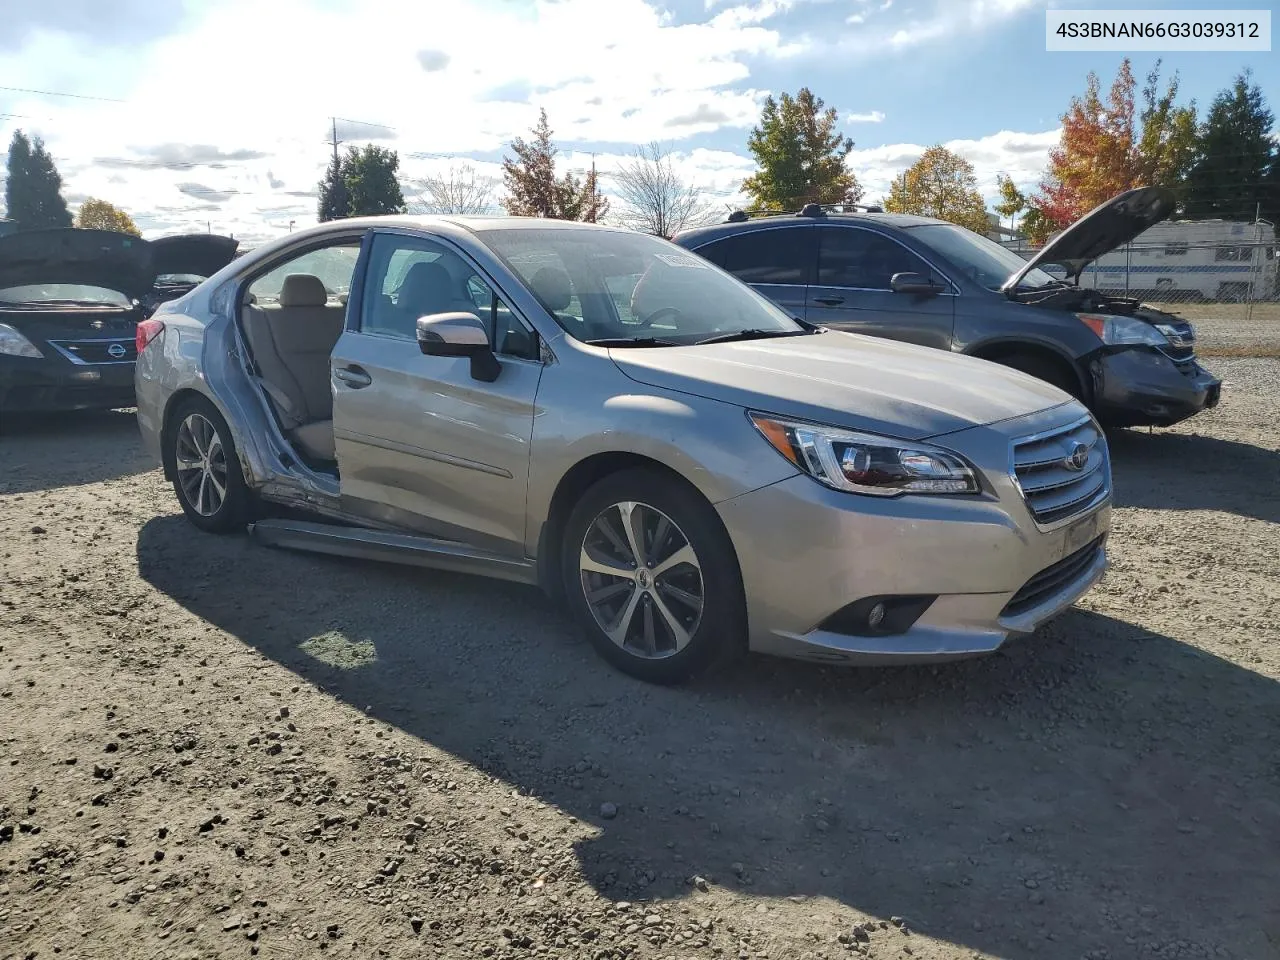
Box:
[697,228,814,285]
[817,227,929,290]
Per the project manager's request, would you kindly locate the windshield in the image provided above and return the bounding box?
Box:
[0,283,133,307]
[907,223,1060,291]
[475,227,801,345]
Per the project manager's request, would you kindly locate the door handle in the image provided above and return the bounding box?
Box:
[812,296,845,306]
[334,365,372,388]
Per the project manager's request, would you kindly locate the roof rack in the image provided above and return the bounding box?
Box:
[725,202,884,223]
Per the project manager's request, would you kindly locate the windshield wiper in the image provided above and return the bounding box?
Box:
[693,329,809,346]
[584,336,683,347]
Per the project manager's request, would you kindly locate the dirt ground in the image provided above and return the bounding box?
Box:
[2,358,1278,960]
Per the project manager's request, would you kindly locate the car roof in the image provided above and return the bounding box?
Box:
[293,214,636,238]
[673,211,950,246]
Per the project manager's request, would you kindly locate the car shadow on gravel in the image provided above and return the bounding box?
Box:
[137,515,1280,960]
[0,409,151,494]
[1108,427,1280,524]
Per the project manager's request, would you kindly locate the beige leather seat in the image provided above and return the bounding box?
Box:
[240,274,345,462]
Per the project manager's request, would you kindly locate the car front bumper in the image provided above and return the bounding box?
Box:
[716,471,1110,666]
[1090,348,1221,428]
[0,355,137,412]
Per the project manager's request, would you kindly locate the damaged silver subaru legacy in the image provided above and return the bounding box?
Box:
[136,216,1110,684]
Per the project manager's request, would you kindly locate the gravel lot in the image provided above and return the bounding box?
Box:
[2,357,1278,960]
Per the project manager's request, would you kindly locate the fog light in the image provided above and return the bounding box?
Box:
[817,595,938,638]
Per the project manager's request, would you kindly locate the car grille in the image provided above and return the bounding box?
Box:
[1011,417,1110,527]
[1002,536,1105,618]
[46,338,137,365]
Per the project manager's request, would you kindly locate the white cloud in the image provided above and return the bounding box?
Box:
[852,127,1060,205]
[0,0,1050,242]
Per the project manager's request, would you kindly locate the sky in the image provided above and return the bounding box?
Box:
[0,0,1275,244]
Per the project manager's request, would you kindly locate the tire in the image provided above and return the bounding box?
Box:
[560,468,746,685]
[995,352,1082,400]
[167,395,251,534]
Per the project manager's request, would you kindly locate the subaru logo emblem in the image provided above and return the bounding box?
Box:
[1063,442,1090,472]
[107,342,127,359]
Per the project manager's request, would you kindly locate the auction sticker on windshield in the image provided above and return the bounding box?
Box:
[1046,9,1271,51]
[653,253,709,268]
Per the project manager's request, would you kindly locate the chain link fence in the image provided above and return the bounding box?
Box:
[1004,226,1280,357]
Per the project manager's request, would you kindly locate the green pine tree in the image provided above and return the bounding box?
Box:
[5,130,73,230]
[1183,72,1274,221]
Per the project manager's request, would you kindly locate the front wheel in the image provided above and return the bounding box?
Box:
[561,468,747,684]
[994,352,1083,401]
[168,396,251,533]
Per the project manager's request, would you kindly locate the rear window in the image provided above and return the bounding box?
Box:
[694,228,815,286]
[0,284,132,306]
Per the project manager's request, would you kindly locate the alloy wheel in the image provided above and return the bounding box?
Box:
[175,412,229,518]
[578,501,704,660]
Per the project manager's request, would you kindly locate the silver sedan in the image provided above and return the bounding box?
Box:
[134,216,1111,684]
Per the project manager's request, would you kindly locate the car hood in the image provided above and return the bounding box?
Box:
[1002,185,1177,292]
[0,228,155,300]
[150,233,239,281]
[608,330,1073,441]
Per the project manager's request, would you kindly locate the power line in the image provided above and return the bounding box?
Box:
[0,84,127,103]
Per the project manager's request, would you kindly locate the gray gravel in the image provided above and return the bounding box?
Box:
[1,363,1278,959]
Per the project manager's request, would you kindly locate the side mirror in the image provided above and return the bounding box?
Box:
[416,312,500,382]
[890,272,946,297]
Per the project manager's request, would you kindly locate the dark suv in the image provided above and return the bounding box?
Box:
[672,186,1221,428]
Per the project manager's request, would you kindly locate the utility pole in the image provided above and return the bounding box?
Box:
[330,117,343,167]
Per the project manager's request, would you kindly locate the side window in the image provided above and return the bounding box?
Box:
[697,228,814,285]
[361,234,480,340]
[247,243,361,305]
[465,275,540,361]
[818,228,929,290]
[360,233,538,360]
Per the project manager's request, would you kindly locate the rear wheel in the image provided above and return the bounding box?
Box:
[561,469,746,684]
[169,396,250,533]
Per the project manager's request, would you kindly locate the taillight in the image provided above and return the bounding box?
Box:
[136,318,164,355]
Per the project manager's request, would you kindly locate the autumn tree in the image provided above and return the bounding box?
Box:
[344,145,407,217]
[1183,72,1274,221]
[417,163,498,215]
[4,130,72,231]
[76,198,141,236]
[1135,62,1198,192]
[742,88,861,210]
[994,173,1027,234]
[1034,60,1139,230]
[885,145,989,234]
[1030,60,1198,234]
[610,142,716,238]
[501,109,608,222]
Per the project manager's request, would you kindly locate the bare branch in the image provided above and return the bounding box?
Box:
[416,163,499,215]
[607,142,719,238]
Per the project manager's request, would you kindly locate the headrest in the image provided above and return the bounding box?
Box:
[400,261,451,300]
[279,274,328,308]
[529,266,573,312]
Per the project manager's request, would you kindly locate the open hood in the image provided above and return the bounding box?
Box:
[0,228,156,300]
[150,234,239,281]
[1002,185,1177,294]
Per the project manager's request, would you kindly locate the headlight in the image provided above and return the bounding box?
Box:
[749,412,980,496]
[0,323,44,358]
[1076,313,1169,347]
